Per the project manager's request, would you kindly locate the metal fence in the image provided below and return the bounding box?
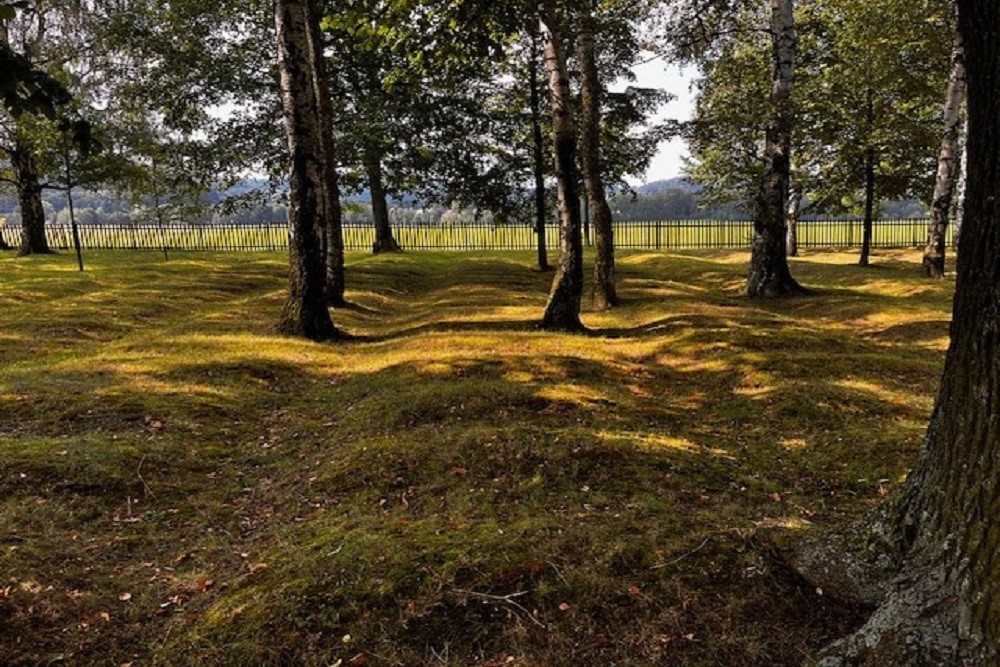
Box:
[0,218,945,253]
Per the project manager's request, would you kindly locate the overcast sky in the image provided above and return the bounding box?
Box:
[616,58,697,184]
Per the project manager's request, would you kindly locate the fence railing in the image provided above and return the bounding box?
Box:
[0,218,946,253]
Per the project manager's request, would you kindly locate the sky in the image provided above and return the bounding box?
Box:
[617,58,697,184]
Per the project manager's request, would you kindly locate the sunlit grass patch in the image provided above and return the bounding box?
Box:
[0,247,952,665]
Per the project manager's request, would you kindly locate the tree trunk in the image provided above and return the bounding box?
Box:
[923,33,967,279]
[859,147,876,267]
[367,153,400,254]
[529,25,549,272]
[303,0,347,307]
[578,9,618,310]
[786,187,801,257]
[795,3,1000,661]
[10,138,50,256]
[274,0,339,341]
[953,112,968,252]
[746,0,803,298]
[540,7,584,332]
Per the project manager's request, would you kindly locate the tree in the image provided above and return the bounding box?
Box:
[922,31,966,279]
[578,6,617,309]
[746,0,802,297]
[528,23,550,272]
[795,2,1000,660]
[274,0,338,341]
[688,0,952,266]
[540,4,584,331]
[306,0,346,306]
[0,3,62,256]
[798,0,951,268]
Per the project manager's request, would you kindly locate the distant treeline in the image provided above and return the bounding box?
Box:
[0,179,929,230]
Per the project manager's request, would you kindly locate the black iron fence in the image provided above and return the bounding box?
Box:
[0,218,946,253]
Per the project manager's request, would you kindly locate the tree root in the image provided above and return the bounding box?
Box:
[792,503,906,607]
[812,558,990,666]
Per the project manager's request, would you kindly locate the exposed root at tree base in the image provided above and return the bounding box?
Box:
[814,563,990,667]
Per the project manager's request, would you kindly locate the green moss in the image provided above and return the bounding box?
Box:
[0,248,951,665]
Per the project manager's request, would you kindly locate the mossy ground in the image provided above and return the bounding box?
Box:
[0,248,953,666]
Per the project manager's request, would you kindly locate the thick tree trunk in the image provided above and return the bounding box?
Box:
[11,139,50,256]
[578,10,618,310]
[746,0,803,298]
[303,0,346,307]
[274,0,338,341]
[529,26,549,272]
[367,154,400,254]
[540,8,584,331]
[795,4,1000,662]
[786,187,800,257]
[923,33,967,279]
[858,148,876,267]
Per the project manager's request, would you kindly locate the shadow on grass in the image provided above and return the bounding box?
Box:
[0,248,952,666]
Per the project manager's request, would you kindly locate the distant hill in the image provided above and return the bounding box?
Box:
[634,178,702,196]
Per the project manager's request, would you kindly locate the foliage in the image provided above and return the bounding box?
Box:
[686,0,953,214]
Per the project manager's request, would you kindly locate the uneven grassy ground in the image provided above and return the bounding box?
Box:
[0,248,954,666]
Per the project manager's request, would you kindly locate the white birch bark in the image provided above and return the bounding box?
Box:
[922,33,967,278]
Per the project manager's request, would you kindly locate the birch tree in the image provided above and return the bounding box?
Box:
[274,0,338,341]
[922,32,966,279]
[746,0,802,297]
[540,3,584,331]
[578,6,617,310]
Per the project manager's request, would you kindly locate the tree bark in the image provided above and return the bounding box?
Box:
[858,147,876,267]
[953,112,968,252]
[10,138,51,256]
[367,153,400,254]
[786,186,800,257]
[540,7,584,331]
[922,33,967,279]
[529,25,549,272]
[795,3,1000,661]
[746,0,803,298]
[578,8,618,310]
[303,0,347,307]
[274,0,339,341]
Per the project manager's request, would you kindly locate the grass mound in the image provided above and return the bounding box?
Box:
[0,249,953,665]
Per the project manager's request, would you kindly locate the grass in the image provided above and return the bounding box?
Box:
[0,247,954,666]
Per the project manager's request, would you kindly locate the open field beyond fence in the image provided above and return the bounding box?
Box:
[0,217,947,253]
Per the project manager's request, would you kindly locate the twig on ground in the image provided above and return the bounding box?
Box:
[451,588,547,629]
[651,537,711,570]
[136,454,155,499]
